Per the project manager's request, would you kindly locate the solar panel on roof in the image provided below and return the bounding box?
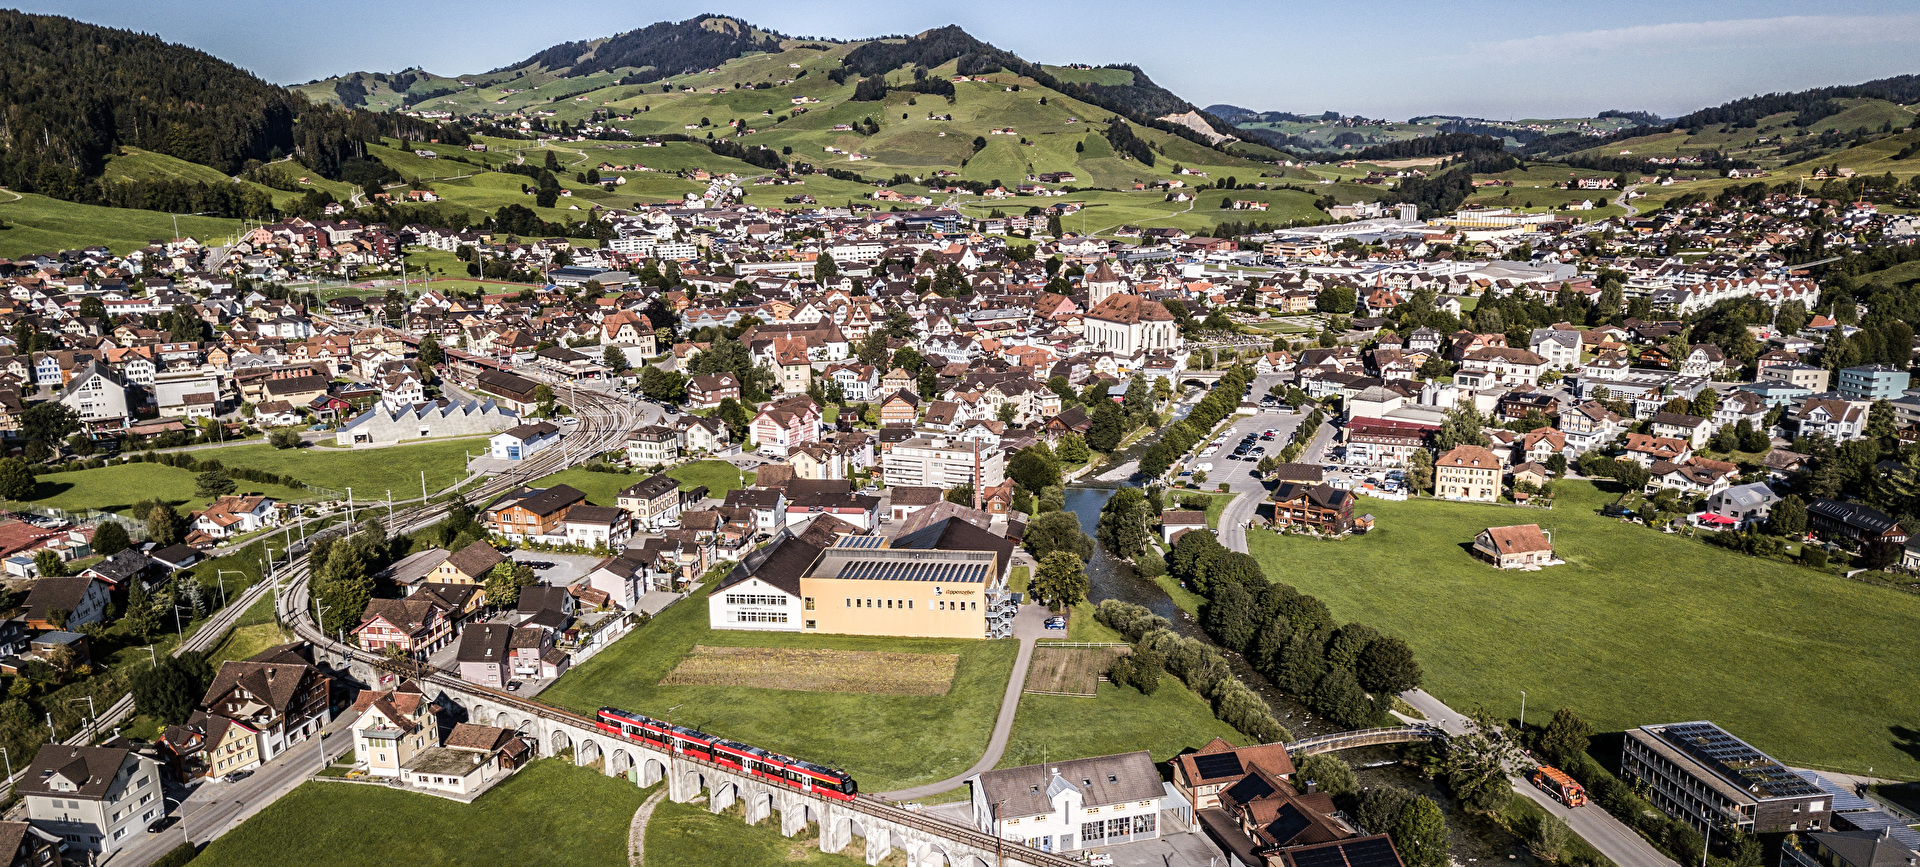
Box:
[1340,837,1407,867]
[1287,846,1349,867]
[1225,773,1275,804]
[1263,806,1312,844]
[1192,752,1243,780]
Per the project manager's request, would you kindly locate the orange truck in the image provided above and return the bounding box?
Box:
[1532,766,1588,807]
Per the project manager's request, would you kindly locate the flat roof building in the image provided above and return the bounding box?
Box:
[1622,721,1830,835]
[707,517,1017,639]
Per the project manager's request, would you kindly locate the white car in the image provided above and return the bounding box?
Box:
[559,417,580,427]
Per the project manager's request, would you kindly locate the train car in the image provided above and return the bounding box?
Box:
[1531,766,1587,807]
[596,707,856,801]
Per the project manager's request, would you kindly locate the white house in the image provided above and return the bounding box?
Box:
[489,421,562,461]
[706,571,803,632]
[190,495,279,539]
[970,751,1165,854]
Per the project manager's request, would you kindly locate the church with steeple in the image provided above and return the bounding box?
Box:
[1082,259,1180,358]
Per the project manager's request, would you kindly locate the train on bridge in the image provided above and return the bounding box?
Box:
[596,706,858,801]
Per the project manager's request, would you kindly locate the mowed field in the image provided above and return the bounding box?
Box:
[1245,480,1920,779]
[193,761,647,867]
[662,645,960,695]
[0,192,242,257]
[200,437,489,499]
[20,462,309,518]
[539,579,1018,792]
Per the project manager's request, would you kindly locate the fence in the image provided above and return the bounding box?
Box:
[5,505,147,539]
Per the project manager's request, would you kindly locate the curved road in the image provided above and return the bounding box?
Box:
[876,604,1049,802]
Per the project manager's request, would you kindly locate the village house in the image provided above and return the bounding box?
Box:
[1472,524,1557,569]
[1435,445,1502,503]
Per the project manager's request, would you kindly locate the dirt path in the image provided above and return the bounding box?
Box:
[628,787,667,866]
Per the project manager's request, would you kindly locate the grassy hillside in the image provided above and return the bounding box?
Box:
[0,191,242,257]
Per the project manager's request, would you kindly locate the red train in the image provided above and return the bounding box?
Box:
[595,707,858,801]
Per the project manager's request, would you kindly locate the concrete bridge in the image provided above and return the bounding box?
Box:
[1284,725,1447,757]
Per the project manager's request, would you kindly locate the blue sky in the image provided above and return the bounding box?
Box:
[17,0,1920,119]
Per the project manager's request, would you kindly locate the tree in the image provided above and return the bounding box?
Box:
[20,402,78,451]
[1438,709,1518,814]
[146,504,184,547]
[1202,551,1265,596]
[1203,581,1258,652]
[1031,551,1090,609]
[1436,404,1489,451]
[639,366,687,403]
[484,561,525,608]
[32,549,63,578]
[532,384,556,417]
[268,427,304,449]
[602,344,629,374]
[1527,814,1570,862]
[0,458,35,500]
[1086,403,1123,452]
[418,333,444,368]
[1024,510,1092,561]
[715,397,751,441]
[1537,707,1594,768]
[1056,434,1090,464]
[814,251,839,284]
[1408,449,1434,495]
[1167,529,1225,586]
[124,580,161,642]
[1769,494,1807,538]
[132,652,215,726]
[1392,795,1451,867]
[1356,636,1423,694]
[1316,284,1357,314]
[1008,444,1061,493]
[194,469,235,499]
[1296,753,1358,797]
[1356,787,1416,837]
[1312,666,1376,729]
[1096,487,1153,560]
[91,521,130,556]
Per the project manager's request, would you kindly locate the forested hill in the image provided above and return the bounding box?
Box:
[843,25,1239,145]
[0,9,451,202]
[502,15,784,82]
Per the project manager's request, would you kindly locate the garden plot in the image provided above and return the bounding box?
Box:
[661,645,959,695]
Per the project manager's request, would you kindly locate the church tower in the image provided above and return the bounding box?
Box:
[1084,259,1125,306]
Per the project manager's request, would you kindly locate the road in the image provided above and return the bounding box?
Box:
[1619,183,1642,218]
[105,713,356,865]
[1397,691,1675,867]
[877,603,1051,802]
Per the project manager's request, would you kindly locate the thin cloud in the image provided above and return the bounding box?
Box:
[1467,13,1920,64]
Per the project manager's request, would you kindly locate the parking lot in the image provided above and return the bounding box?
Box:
[1178,408,1304,494]
[509,549,606,588]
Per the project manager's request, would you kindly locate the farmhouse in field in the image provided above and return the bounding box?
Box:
[1472,524,1557,569]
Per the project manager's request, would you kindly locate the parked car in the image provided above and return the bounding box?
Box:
[1044,616,1067,630]
[223,770,253,784]
[147,816,179,833]
[506,681,522,692]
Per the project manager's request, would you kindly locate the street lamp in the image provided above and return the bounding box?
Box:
[1519,690,1527,730]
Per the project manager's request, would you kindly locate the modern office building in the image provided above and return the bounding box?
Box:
[1622,721,1830,835]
